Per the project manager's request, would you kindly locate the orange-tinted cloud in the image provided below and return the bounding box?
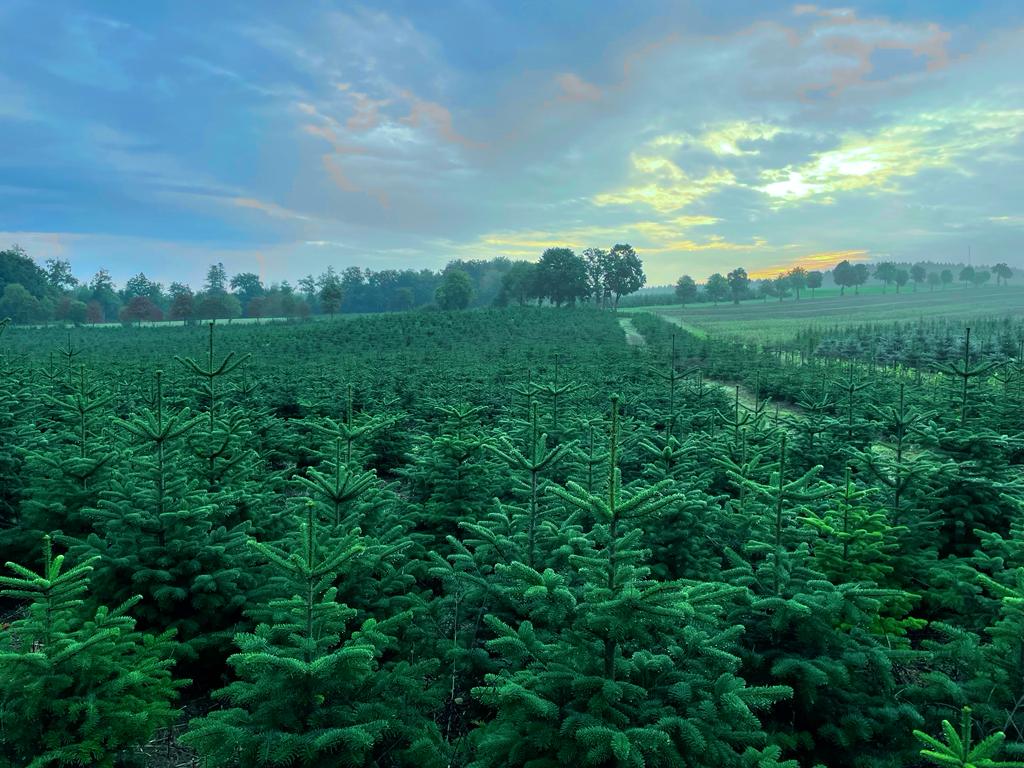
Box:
[399,90,481,148]
[231,196,311,220]
[748,249,869,278]
[555,72,602,102]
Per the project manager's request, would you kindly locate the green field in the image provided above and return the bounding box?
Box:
[3,304,1024,766]
[623,285,1024,343]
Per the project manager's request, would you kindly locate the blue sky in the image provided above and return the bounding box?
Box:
[1,0,1022,286]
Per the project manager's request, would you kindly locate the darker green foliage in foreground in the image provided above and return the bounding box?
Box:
[1,306,1024,766]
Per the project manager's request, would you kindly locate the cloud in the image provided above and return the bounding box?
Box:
[555,73,602,103]
[231,197,312,221]
[3,2,1023,285]
[748,248,870,278]
[591,136,737,212]
[759,106,1024,202]
[399,90,479,147]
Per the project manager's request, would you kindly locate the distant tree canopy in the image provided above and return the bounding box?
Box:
[497,262,539,307]
[2,239,1018,325]
[119,295,164,326]
[675,275,697,306]
[435,268,474,311]
[0,246,50,299]
[536,248,588,307]
[806,270,823,295]
[726,267,749,305]
[705,273,729,305]
[605,244,646,308]
[317,267,343,316]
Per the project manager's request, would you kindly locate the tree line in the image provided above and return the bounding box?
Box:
[672,259,1015,306]
[0,243,647,325]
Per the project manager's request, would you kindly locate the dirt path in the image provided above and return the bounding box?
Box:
[618,317,646,346]
[620,315,804,419]
[655,314,708,339]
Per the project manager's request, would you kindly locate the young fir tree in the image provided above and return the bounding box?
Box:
[181,505,443,767]
[934,328,1000,425]
[0,537,180,768]
[175,322,257,493]
[78,370,254,671]
[10,366,113,560]
[922,501,1024,751]
[800,468,905,587]
[469,396,792,767]
[288,426,419,641]
[635,431,725,580]
[484,401,575,570]
[535,353,582,434]
[295,387,399,537]
[400,404,508,546]
[854,383,948,585]
[832,362,873,447]
[0,333,34,532]
[724,436,926,767]
[914,707,1024,768]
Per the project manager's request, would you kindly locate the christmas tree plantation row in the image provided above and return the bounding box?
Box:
[0,308,1022,768]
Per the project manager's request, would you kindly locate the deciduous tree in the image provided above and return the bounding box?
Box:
[675,274,697,306]
[705,272,729,305]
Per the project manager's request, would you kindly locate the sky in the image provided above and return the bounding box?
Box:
[1,0,1022,287]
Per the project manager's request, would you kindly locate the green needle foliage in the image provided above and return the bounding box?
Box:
[1,305,1022,765]
[78,370,254,672]
[182,505,442,767]
[914,707,1024,768]
[0,537,180,768]
[486,402,575,569]
[470,397,791,767]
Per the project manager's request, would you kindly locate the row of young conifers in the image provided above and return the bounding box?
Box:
[0,308,1022,768]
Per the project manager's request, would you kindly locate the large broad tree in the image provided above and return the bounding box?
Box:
[435,267,474,310]
[195,292,241,321]
[497,262,539,307]
[123,273,164,305]
[832,260,853,295]
[230,272,265,311]
[581,248,609,306]
[317,267,344,316]
[787,266,807,299]
[0,283,44,324]
[168,282,195,322]
[44,258,78,292]
[604,244,645,309]
[895,268,909,293]
[910,263,927,291]
[873,261,898,292]
[675,274,697,306]
[1,246,51,299]
[993,263,1013,285]
[536,248,588,307]
[773,273,792,301]
[119,295,164,326]
[205,262,229,294]
[806,270,823,297]
[88,269,121,319]
[705,273,729,305]
[726,267,750,305]
[852,263,870,294]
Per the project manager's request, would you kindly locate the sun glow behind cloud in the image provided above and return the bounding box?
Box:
[747,249,870,279]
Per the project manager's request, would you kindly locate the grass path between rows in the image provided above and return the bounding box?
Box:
[621,312,803,419]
